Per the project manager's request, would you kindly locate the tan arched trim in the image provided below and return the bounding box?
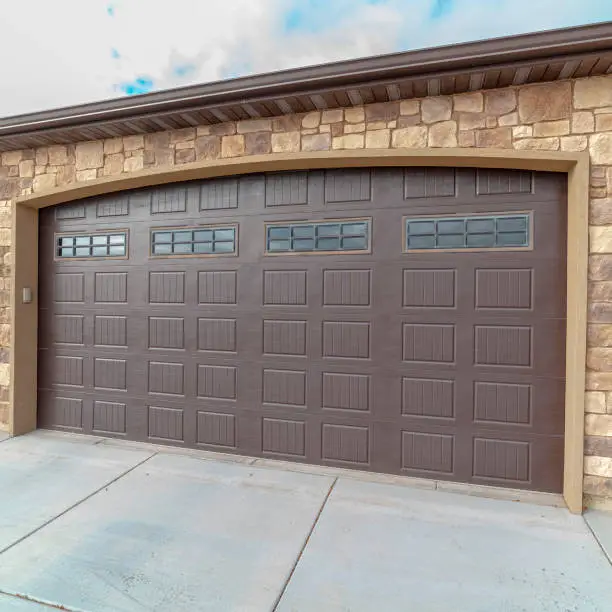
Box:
[11,148,590,514]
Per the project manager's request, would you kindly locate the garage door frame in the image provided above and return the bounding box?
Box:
[9,148,589,513]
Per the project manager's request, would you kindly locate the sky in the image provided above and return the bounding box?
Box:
[0,0,610,118]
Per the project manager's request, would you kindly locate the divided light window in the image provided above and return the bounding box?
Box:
[151,226,237,256]
[405,213,530,251]
[266,219,370,253]
[56,232,127,258]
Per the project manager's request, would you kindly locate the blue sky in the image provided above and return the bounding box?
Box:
[0,0,610,117]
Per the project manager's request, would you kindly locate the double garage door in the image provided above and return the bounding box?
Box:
[38,167,567,492]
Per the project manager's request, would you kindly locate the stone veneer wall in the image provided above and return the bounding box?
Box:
[1,76,612,507]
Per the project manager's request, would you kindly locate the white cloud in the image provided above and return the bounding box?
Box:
[0,0,608,118]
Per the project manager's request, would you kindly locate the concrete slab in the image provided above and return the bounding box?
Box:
[0,431,153,551]
[0,452,334,612]
[585,510,612,564]
[278,479,612,612]
[0,431,9,443]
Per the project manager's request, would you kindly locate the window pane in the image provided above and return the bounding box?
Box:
[497,232,528,247]
[466,233,495,248]
[466,218,495,234]
[173,231,193,243]
[153,232,172,243]
[293,238,315,251]
[316,237,340,251]
[173,243,192,254]
[75,236,91,246]
[437,233,464,248]
[342,223,367,236]
[268,226,290,240]
[60,236,74,247]
[153,243,172,255]
[92,235,108,245]
[92,246,109,256]
[109,234,125,245]
[75,247,90,257]
[60,247,74,257]
[193,230,213,242]
[213,241,235,253]
[437,219,465,234]
[268,239,290,252]
[292,225,315,239]
[193,242,213,254]
[407,220,435,236]
[317,224,341,237]
[497,216,527,233]
[341,236,368,250]
[214,229,235,241]
[407,235,436,249]
[109,245,126,256]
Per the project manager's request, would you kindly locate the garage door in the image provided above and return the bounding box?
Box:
[38,167,567,492]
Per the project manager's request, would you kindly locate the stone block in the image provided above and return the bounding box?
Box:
[195,136,221,160]
[574,76,612,109]
[588,323,612,346]
[235,119,271,134]
[18,160,34,178]
[498,112,518,127]
[344,123,365,134]
[518,82,572,123]
[300,113,320,130]
[331,123,344,137]
[56,166,75,187]
[124,156,144,172]
[590,226,612,253]
[273,115,302,132]
[75,141,103,170]
[533,120,570,137]
[391,126,428,148]
[590,134,612,164]
[104,138,123,154]
[458,131,475,147]
[302,128,318,136]
[584,475,612,496]
[512,125,533,139]
[332,134,364,150]
[319,124,331,133]
[486,117,498,128]
[475,127,512,148]
[589,303,612,323]
[428,121,457,147]
[589,282,612,302]
[365,129,390,149]
[272,132,300,153]
[585,435,612,457]
[0,363,8,386]
[76,169,97,182]
[513,137,560,150]
[221,135,245,158]
[399,100,420,116]
[33,173,57,193]
[586,371,612,390]
[345,107,365,123]
[245,132,272,155]
[1,151,21,166]
[586,391,607,414]
[421,97,452,123]
[168,128,195,144]
[459,114,486,130]
[397,115,422,128]
[589,254,612,280]
[322,109,343,124]
[123,135,144,151]
[561,136,588,152]
[365,102,399,122]
[590,199,612,225]
[484,89,516,115]
[587,347,612,371]
[48,146,70,166]
[103,153,124,176]
[453,92,483,113]
[572,111,595,134]
[596,113,612,132]
[585,413,612,436]
[175,148,196,165]
[35,148,48,165]
[585,456,612,477]
[366,121,387,130]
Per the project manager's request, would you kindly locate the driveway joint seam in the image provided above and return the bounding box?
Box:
[583,515,612,567]
[0,589,85,611]
[272,476,338,612]
[0,452,158,557]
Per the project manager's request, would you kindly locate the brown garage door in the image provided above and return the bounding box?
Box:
[38,167,567,492]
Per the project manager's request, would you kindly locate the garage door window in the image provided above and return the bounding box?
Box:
[151,226,237,256]
[266,219,370,253]
[56,232,127,258]
[405,213,530,251]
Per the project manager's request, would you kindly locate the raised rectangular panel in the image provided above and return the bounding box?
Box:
[265,172,308,206]
[264,270,307,305]
[55,273,84,303]
[94,358,127,390]
[475,326,532,367]
[53,315,84,345]
[322,424,369,464]
[52,397,83,429]
[197,412,236,447]
[476,269,532,309]
[323,270,370,306]
[263,320,307,356]
[149,317,185,350]
[148,362,184,395]
[325,169,371,202]
[94,316,127,347]
[477,169,532,195]
[322,373,369,411]
[474,382,531,424]
[263,419,306,456]
[198,271,237,304]
[323,322,370,359]
[402,378,454,418]
[96,197,129,217]
[95,272,128,303]
[403,269,455,307]
[149,272,185,304]
[403,324,455,363]
[56,203,85,219]
[263,369,306,406]
[200,178,238,210]
[150,185,187,213]
[93,401,126,433]
[148,406,183,440]
[402,432,454,473]
[197,365,237,399]
[198,318,236,352]
[53,356,83,386]
[473,438,530,481]
[404,168,456,198]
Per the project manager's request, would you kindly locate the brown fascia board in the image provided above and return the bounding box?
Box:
[1,20,612,137]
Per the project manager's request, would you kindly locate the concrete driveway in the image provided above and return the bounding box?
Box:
[0,431,610,612]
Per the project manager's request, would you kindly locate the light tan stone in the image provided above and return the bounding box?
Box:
[518,82,571,123]
[302,128,318,136]
[124,155,145,173]
[35,149,48,165]
[585,414,612,436]
[76,169,98,182]
[32,173,57,192]
[485,117,497,129]
[365,129,390,149]
[585,456,612,477]
[345,107,365,123]
[606,393,612,414]
[453,92,483,113]
[367,121,387,130]
[590,199,612,225]
[271,132,300,153]
[18,160,34,178]
[0,324,10,347]
[428,121,457,147]
[234,119,271,134]
[421,97,452,124]
[574,75,612,109]
[476,127,512,149]
[123,135,144,151]
[56,165,75,187]
[47,146,70,166]
[75,141,103,170]
[459,114,486,131]
[589,324,612,348]
[332,134,365,150]
[319,124,331,133]
[301,113,320,130]
[591,226,612,253]
[584,475,612,497]
[458,131,475,147]
[399,100,420,116]
[572,111,595,134]
[0,230,10,246]
[561,136,588,152]
[1,151,21,166]
[104,138,123,154]
[595,113,612,132]
[322,109,343,124]
[103,153,125,176]
[589,282,612,302]
[498,112,518,127]
[221,135,245,158]
[590,133,612,164]
[387,120,397,129]
[513,137,560,151]
[586,391,607,414]
[34,165,46,176]
[484,89,517,115]
[512,125,533,139]
[587,347,612,371]
[343,123,364,134]
[533,120,570,137]
[302,134,331,152]
[608,167,612,196]
[392,126,428,149]
[0,363,9,387]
